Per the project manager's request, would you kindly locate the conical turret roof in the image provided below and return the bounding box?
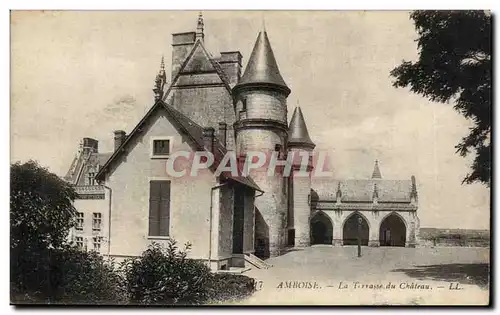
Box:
[235,30,290,95]
[288,107,315,148]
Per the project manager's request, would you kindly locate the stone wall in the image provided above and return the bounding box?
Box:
[418,228,490,248]
[290,148,313,248]
[235,90,288,122]
[169,86,236,150]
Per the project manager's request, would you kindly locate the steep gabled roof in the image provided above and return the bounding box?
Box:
[64,150,112,186]
[95,100,261,192]
[162,39,232,102]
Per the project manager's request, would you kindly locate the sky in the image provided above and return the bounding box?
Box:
[10,11,490,230]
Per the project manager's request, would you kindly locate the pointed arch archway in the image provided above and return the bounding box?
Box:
[379,212,407,247]
[310,211,333,245]
[342,212,369,245]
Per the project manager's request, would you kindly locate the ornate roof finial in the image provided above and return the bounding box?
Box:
[372,159,382,179]
[262,13,266,32]
[196,11,204,41]
[153,55,167,101]
[159,55,166,78]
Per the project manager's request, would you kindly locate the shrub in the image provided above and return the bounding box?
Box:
[207,274,255,303]
[122,240,213,305]
[11,245,126,304]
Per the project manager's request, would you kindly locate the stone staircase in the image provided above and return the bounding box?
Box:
[244,253,273,269]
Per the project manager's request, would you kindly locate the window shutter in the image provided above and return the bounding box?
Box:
[149,180,171,237]
[159,181,171,236]
[149,181,161,236]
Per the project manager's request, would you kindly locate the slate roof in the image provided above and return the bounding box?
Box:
[288,107,315,148]
[312,179,414,203]
[314,202,417,211]
[234,30,290,94]
[64,151,112,186]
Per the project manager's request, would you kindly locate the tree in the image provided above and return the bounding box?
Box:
[391,11,491,186]
[10,161,127,304]
[11,160,77,298]
[11,160,77,250]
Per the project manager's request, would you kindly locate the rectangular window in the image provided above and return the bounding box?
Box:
[76,212,84,230]
[87,172,95,185]
[149,180,171,237]
[93,236,102,251]
[239,99,247,120]
[152,139,170,156]
[75,236,83,249]
[92,212,102,232]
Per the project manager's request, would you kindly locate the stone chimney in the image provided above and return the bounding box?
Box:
[218,122,227,147]
[202,127,215,153]
[114,130,126,151]
[171,32,196,80]
[82,137,98,156]
[218,51,242,86]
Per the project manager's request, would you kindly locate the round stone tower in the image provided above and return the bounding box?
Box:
[288,106,315,248]
[232,28,290,257]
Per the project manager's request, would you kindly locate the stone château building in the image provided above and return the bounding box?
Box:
[64,14,420,270]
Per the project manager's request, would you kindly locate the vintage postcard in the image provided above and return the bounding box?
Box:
[10,10,491,306]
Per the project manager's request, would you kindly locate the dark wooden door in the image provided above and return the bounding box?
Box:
[232,186,245,254]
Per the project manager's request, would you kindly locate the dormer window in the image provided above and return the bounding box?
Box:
[87,172,95,186]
